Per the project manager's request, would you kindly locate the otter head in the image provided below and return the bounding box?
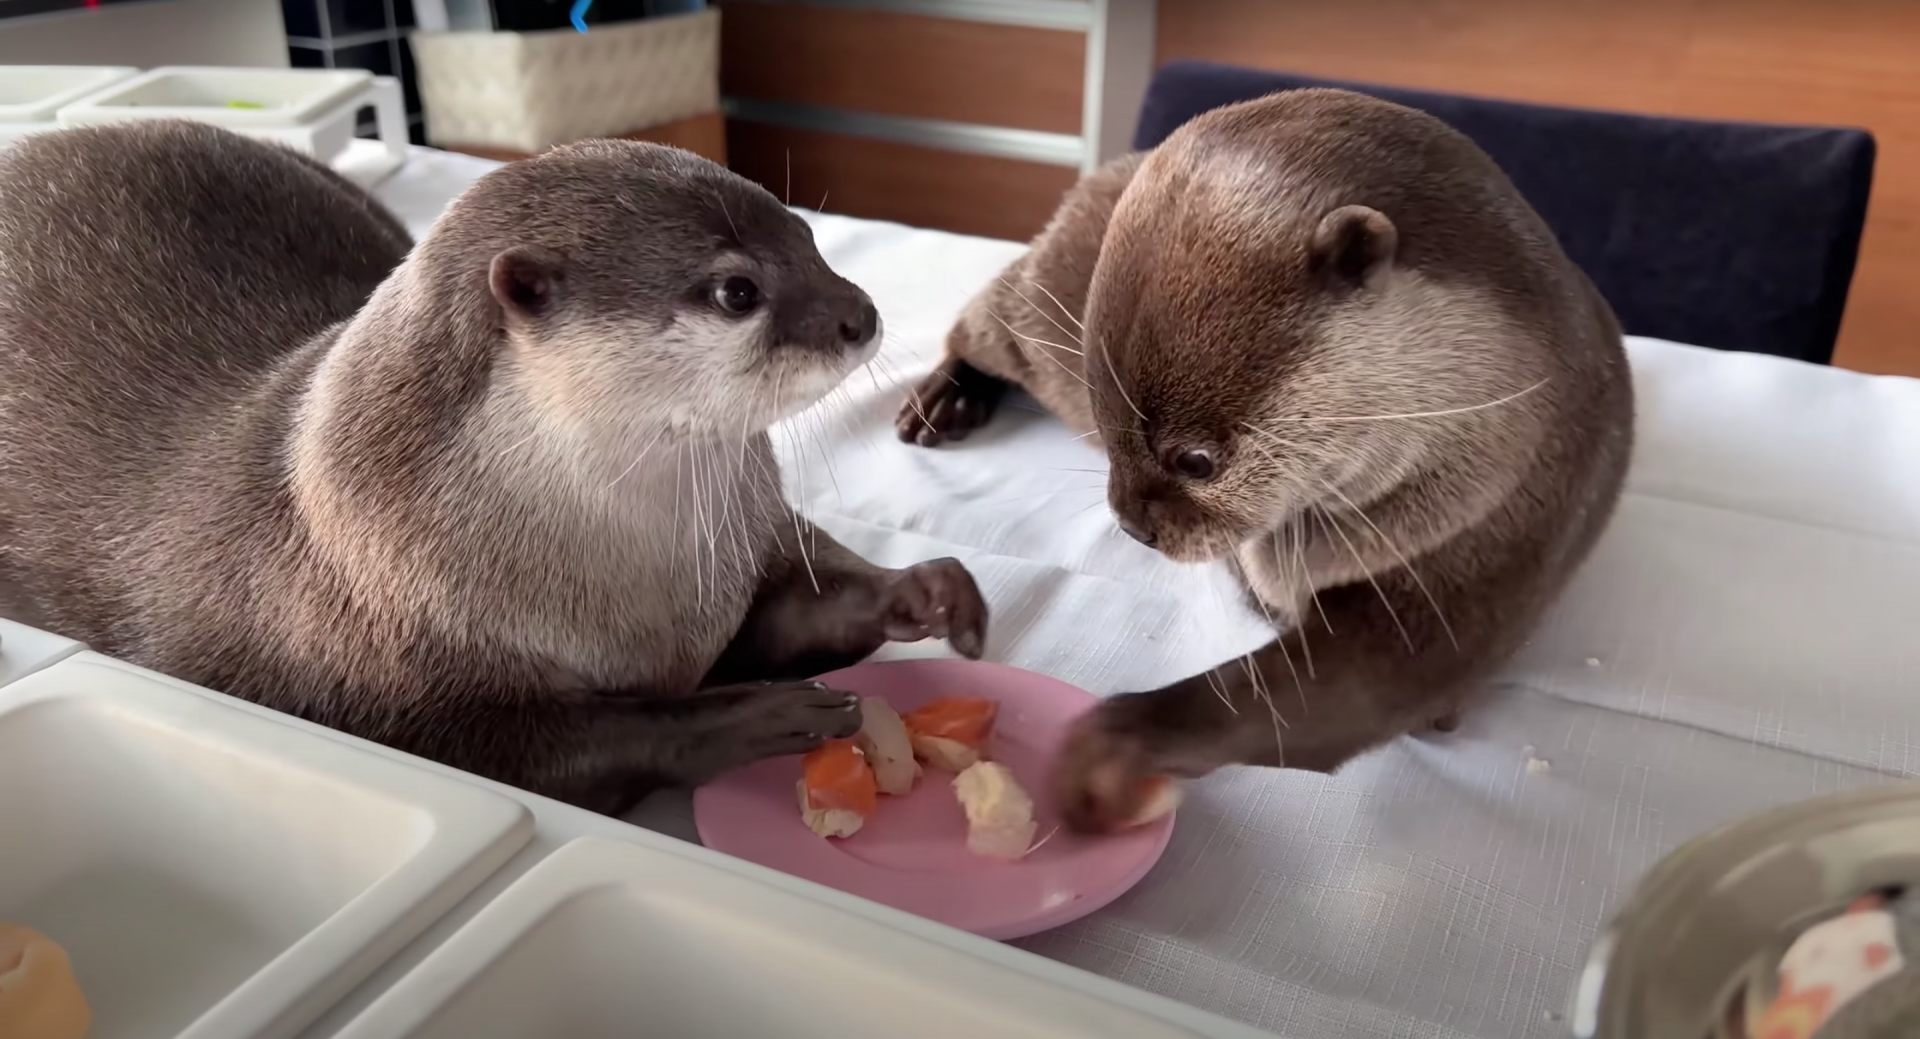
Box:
[1084,92,1539,564]
[430,139,880,440]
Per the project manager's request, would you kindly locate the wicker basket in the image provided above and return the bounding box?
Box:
[411,8,719,154]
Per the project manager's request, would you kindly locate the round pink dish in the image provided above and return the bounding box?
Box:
[693,658,1175,941]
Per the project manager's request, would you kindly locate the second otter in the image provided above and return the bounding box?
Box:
[897,88,1634,831]
[0,123,987,815]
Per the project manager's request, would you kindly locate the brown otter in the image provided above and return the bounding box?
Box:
[0,120,987,815]
[896,88,1633,831]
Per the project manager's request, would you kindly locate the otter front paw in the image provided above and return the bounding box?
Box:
[1053,692,1237,834]
[895,356,1007,447]
[707,680,864,760]
[880,558,989,658]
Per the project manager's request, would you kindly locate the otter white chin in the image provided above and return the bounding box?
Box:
[0,121,987,815]
[897,88,1634,832]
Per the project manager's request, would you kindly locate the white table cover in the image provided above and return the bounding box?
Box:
[371,149,1920,1039]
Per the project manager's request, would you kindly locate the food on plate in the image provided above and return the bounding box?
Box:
[1125,775,1182,827]
[854,697,921,796]
[797,739,879,839]
[953,760,1038,860]
[0,922,92,1039]
[903,695,999,772]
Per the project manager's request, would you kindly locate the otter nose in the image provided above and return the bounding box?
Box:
[1117,514,1157,547]
[840,301,879,346]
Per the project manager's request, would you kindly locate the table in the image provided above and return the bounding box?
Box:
[321,147,1920,1038]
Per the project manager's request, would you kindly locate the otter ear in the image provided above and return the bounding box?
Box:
[489,247,564,320]
[1309,205,1397,290]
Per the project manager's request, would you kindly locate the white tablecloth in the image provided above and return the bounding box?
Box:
[374,149,1920,1039]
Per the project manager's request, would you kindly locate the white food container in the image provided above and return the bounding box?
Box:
[0,653,535,1039]
[0,65,139,147]
[0,615,84,687]
[55,66,410,187]
[330,835,1282,1039]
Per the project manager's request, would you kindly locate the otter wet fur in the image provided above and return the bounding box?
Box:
[897,88,1633,832]
[0,121,987,815]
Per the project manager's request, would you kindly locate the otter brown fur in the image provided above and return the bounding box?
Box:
[897,88,1633,831]
[0,121,986,814]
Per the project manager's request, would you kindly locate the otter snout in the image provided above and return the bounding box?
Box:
[1112,494,1170,550]
[840,297,880,347]
[784,280,880,356]
[1117,511,1157,547]
[1111,483,1224,562]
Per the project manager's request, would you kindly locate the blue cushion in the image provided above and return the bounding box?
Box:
[1133,61,1876,366]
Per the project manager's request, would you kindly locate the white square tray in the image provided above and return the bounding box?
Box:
[0,65,139,146]
[0,615,84,687]
[0,653,535,1039]
[54,67,410,187]
[329,836,1279,1039]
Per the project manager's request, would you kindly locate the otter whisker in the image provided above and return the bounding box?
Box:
[1315,504,1415,654]
[1318,479,1459,651]
[1095,343,1148,426]
[1028,279,1085,333]
[1304,508,1339,637]
[603,424,668,490]
[694,443,721,605]
[1275,527,1317,679]
[1203,667,1233,712]
[784,149,791,207]
[1227,553,1298,729]
[1002,323,1083,358]
[1280,378,1551,425]
[817,190,830,214]
[671,445,704,605]
[1237,423,1314,457]
[1290,523,1327,670]
[1245,650,1286,763]
[773,369,821,595]
[979,483,1103,507]
[987,310,1093,391]
[1196,574,1249,720]
[716,194,739,239]
[996,277,1083,347]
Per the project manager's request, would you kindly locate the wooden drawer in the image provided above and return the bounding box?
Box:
[728,119,1077,242]
[719,0,1086,134]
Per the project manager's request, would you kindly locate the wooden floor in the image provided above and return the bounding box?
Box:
[1158,0,1920,376]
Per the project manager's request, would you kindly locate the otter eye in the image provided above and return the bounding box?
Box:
[714,276,760,315]
[1172,448,1216,481]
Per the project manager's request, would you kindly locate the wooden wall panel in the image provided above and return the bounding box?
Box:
[440,112,728,165]
[1157,0,1920,377]
[727,121,1077,243]
[719,1,1086,135]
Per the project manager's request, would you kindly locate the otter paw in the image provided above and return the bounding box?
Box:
[880,557,988,658]
[895,357,1007,447]
[1053,696,1227,834]
[718,681,863,760]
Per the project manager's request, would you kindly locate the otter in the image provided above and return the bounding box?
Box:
[896,88,1633,831]
[0,121,987,815]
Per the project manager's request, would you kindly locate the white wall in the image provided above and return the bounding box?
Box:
[0,0,289,68]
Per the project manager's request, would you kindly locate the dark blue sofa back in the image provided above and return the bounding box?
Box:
[1134,61,1876,365]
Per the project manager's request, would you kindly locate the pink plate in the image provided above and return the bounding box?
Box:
[693,658,1175,941]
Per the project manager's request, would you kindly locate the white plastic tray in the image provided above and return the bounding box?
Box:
[55,66,409,187]
[0,65,139,146]
[0,616,84,687]
[0,653,535,1039]
[328,836,1278,1039]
